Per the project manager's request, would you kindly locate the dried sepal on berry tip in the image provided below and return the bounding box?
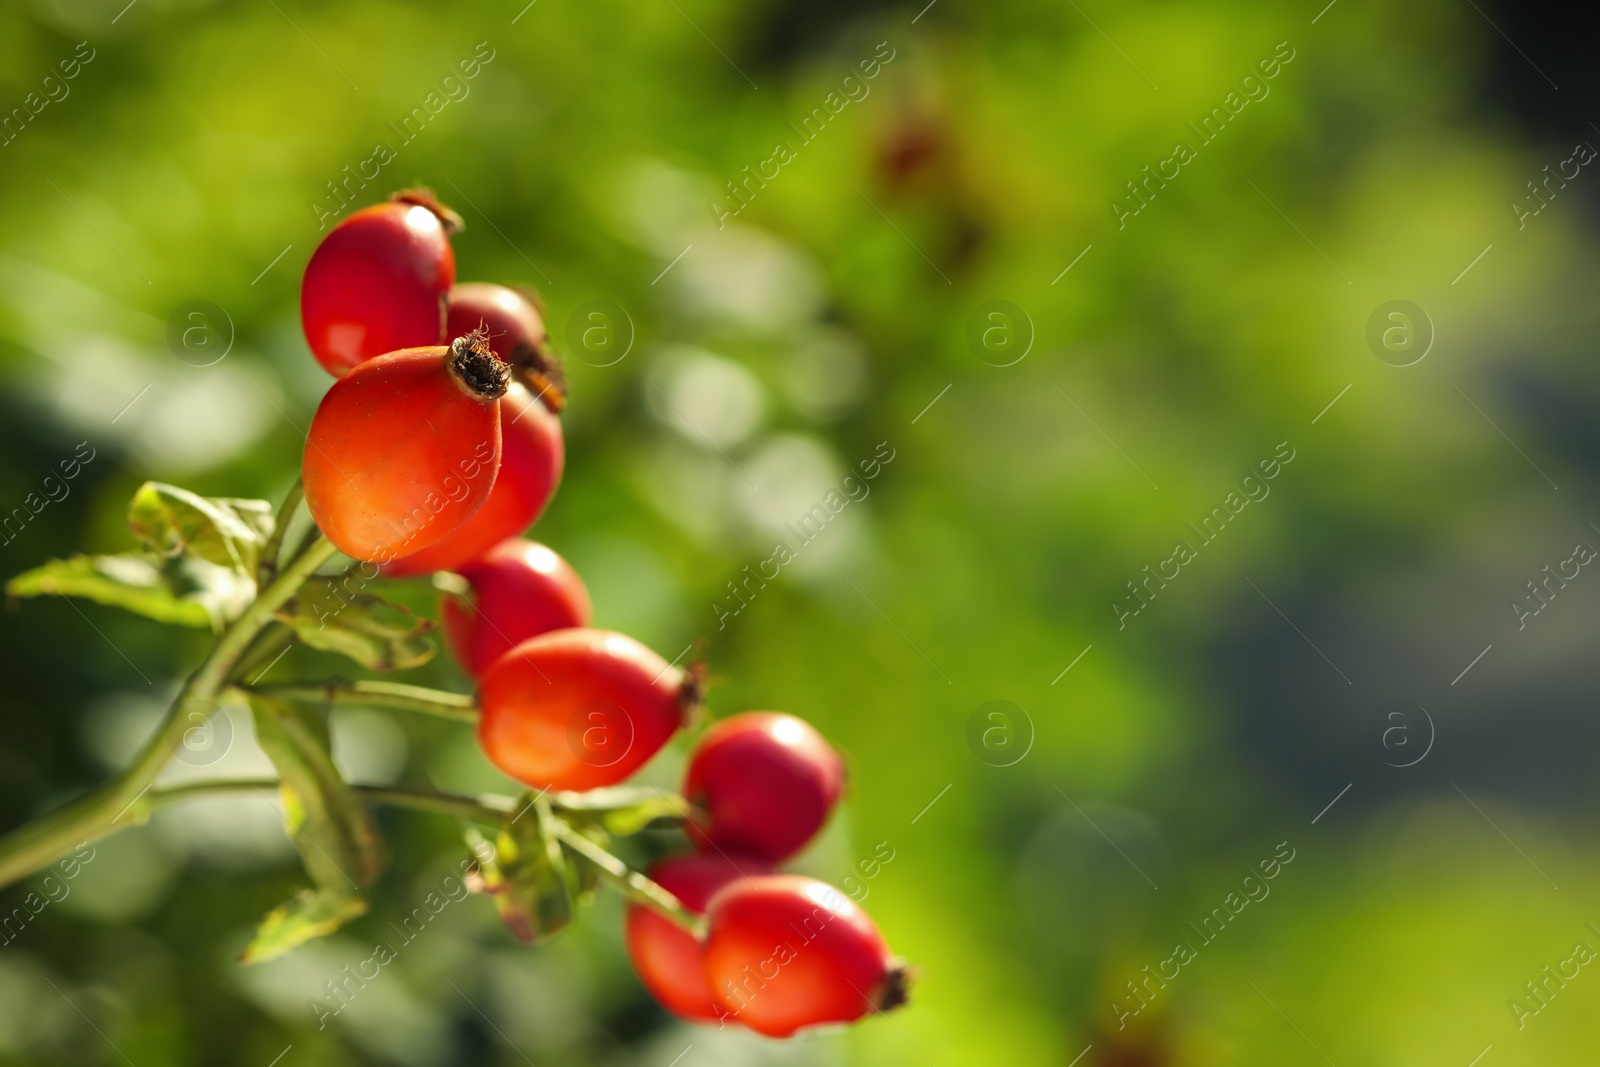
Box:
[447,328,511,402]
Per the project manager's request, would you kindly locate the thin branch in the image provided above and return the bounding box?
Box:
[547,785,691,813]
[0,532,338,889]
[256,478,304,588]
[548,818,706,937]
[230,624,295,685]
[66,771,702,938]
[147,779,515,824]
[241,679,478,723]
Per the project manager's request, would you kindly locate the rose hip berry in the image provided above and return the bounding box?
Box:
[703,875,909,1038]
[624,853,768,1023]
[684,713,844,863]
[303,331,507,562]
[440,539,591,677]
[477,628,698,792]
[301,189,461,377]
[447,282,566,410]
[380,381,564,577]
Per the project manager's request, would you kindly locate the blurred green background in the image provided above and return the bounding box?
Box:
[3,0,1600,1063]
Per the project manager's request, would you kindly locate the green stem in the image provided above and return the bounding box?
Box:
[256,478,304,589]
[231,624,296,686]
[239,680,478,723]
[548,818,705,938]
[147,779,515,823]
[360,784,513,821]
[0,534,340,890]
[21,779,515,864]
[14,767,702,937]
[545,785,684,811]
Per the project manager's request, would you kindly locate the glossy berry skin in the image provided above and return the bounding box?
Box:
[380,382,564,577]
[625,854,769,1023]
[477,629,692,792]
[685,713,844,863]
[703,875,908,1038]
[440,539,591,677]
[301,191,459,376]
[303,338,505,562]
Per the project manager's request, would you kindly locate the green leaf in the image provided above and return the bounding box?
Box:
[5,552,254,630]
[473,798,573,943]
[249,694,384,900]
[274,576,436,671]
[241,887,368,965]
[127,482,273,575]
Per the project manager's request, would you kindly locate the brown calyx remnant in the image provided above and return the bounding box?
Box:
[391,187,464,236]
[509,337,568,414]
[447,328,510,402]
[872,960,915,1013]
[677,660,709,717]
[505,284,567,414]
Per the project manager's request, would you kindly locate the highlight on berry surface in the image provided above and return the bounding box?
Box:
[685,711,845,863]
[301,188,460,376]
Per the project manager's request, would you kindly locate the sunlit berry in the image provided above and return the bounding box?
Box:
[379,381,563,577]
[301,189,460,376]
[477,628,697,791]
[303,331,506,561]
[440,539,590,677]
[684,713,844,863]
[703,875,909,1038]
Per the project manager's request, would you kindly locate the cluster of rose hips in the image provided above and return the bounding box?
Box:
[296,191,909,1037]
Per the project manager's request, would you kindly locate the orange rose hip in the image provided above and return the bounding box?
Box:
[477,628,696,792]
[703,875,909,1038]
[302,332,507,562]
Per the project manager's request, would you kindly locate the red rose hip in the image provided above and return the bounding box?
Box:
[625,853,768,1023]
[301,189,460,376]
[380,381,564,577]
[447,282,566,410]
[303,332,506,562]
[440,539,591,677]
[685,713,844,863]
[477,628,697,791]
[703,875,909,1037]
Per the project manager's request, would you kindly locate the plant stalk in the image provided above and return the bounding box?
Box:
[548,818,706,938]
[0,534,339,890]
[148,779,516,823]
[256,478,304,588]
[6,765,704,938]
[239,679,478,723]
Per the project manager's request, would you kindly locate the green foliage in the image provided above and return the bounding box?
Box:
[273,574,437,671]
[245,694,385,962]
[6,552,249,629]
[473,798,576,944]
[241,887,369,967]
[126,482,274,576]
[5,481,272,630]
